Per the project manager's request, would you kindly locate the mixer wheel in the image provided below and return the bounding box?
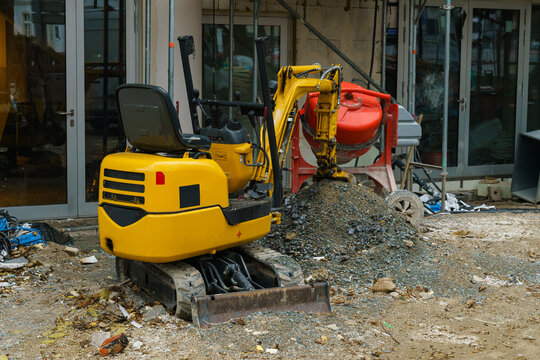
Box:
[385,190,424,226]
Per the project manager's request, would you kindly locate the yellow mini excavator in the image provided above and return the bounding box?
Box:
[98,36,383,327]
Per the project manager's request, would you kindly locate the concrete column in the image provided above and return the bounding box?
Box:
[151,0,202,132]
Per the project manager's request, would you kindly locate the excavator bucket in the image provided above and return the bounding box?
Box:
[191,282,331,328]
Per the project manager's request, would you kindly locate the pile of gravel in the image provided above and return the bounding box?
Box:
[258,179,422,289]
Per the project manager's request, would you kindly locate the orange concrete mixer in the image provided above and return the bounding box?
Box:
[300,81,384,164]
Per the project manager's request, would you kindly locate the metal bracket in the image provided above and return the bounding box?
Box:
[442,5,454,10]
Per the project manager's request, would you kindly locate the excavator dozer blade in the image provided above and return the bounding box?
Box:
[191,282,331,328]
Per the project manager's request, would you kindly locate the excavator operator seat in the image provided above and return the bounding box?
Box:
[116,84,211,153]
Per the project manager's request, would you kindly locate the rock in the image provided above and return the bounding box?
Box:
[327,324,339,331]
[252,331,269,336]
[101,303,127,322]
[285,232,297,241]
[142,305,168,322]
[132,340,144,350]
[63,246,79,256]
[371,278,396,293]
[314,335,328,344]
[311,268,329,282]
[389,291,399,298]
[403,240,414,248]
[91,331,111,349]
[472,275,484,283]
[418,290,434,300]
[331,295,347,305]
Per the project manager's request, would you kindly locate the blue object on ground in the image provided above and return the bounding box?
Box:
[10,227,45,247]
[428,202,442,213]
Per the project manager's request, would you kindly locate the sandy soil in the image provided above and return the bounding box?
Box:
[0,209,539,359]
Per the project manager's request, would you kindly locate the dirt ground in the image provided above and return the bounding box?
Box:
[1,205,539,359]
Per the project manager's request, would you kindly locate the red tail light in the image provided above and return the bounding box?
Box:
[156,171,165,185]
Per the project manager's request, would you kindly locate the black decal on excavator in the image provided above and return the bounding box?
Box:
[179,184,200,208]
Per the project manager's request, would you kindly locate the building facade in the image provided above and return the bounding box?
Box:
[0,0,538,219]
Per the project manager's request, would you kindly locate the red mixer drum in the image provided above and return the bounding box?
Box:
[301,81,383,164]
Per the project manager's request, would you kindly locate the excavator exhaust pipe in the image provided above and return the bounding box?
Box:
[191,282,331,328]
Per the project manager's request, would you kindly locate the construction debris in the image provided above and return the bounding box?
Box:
[99,333,128,356]
[80,256,98,265]
[63,246,80,257]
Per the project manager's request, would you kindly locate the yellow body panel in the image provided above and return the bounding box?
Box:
[99,152,229,212]
[98,151,272,262]
[99,206,271,263]
[209,142,254,193]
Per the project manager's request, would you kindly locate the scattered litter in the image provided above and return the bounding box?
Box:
[0,257,27,269]
[0,282,14,287]
[255,345,264,352]
[80,256,98,265]
[327,324,339,331]
[132,340,144,350]
[99,333,128,356]
[0,210,47,261]
[420,193,496,214]
[266,348,279,354]
[118,304,130,319]
[130,321,143,329]
[313,256,325,261]
[472,275,517,287]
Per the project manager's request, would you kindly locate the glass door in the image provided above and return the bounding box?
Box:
[413,1,527,177]
[78,0,135,216]
[0,1,77,219]
[415,0,468,169]
[465,3,525,174]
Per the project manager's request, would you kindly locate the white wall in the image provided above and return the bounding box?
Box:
[150,0,202,132]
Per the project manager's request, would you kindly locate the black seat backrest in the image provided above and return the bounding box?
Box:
[116,84,210,153]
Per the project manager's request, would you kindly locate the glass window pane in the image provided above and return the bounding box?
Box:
[384,3,398,99]
[415,6,463,167]
[469,9,519,166]
[84,0,126,202]
[0,1,67,206]
[202,23,281,103]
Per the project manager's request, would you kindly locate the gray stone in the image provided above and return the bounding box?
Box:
[142,305,168,322]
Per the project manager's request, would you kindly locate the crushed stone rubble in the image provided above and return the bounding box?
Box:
[259,179,422,289]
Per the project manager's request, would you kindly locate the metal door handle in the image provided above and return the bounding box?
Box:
[457,98,466,104]
[57,109,74,116]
